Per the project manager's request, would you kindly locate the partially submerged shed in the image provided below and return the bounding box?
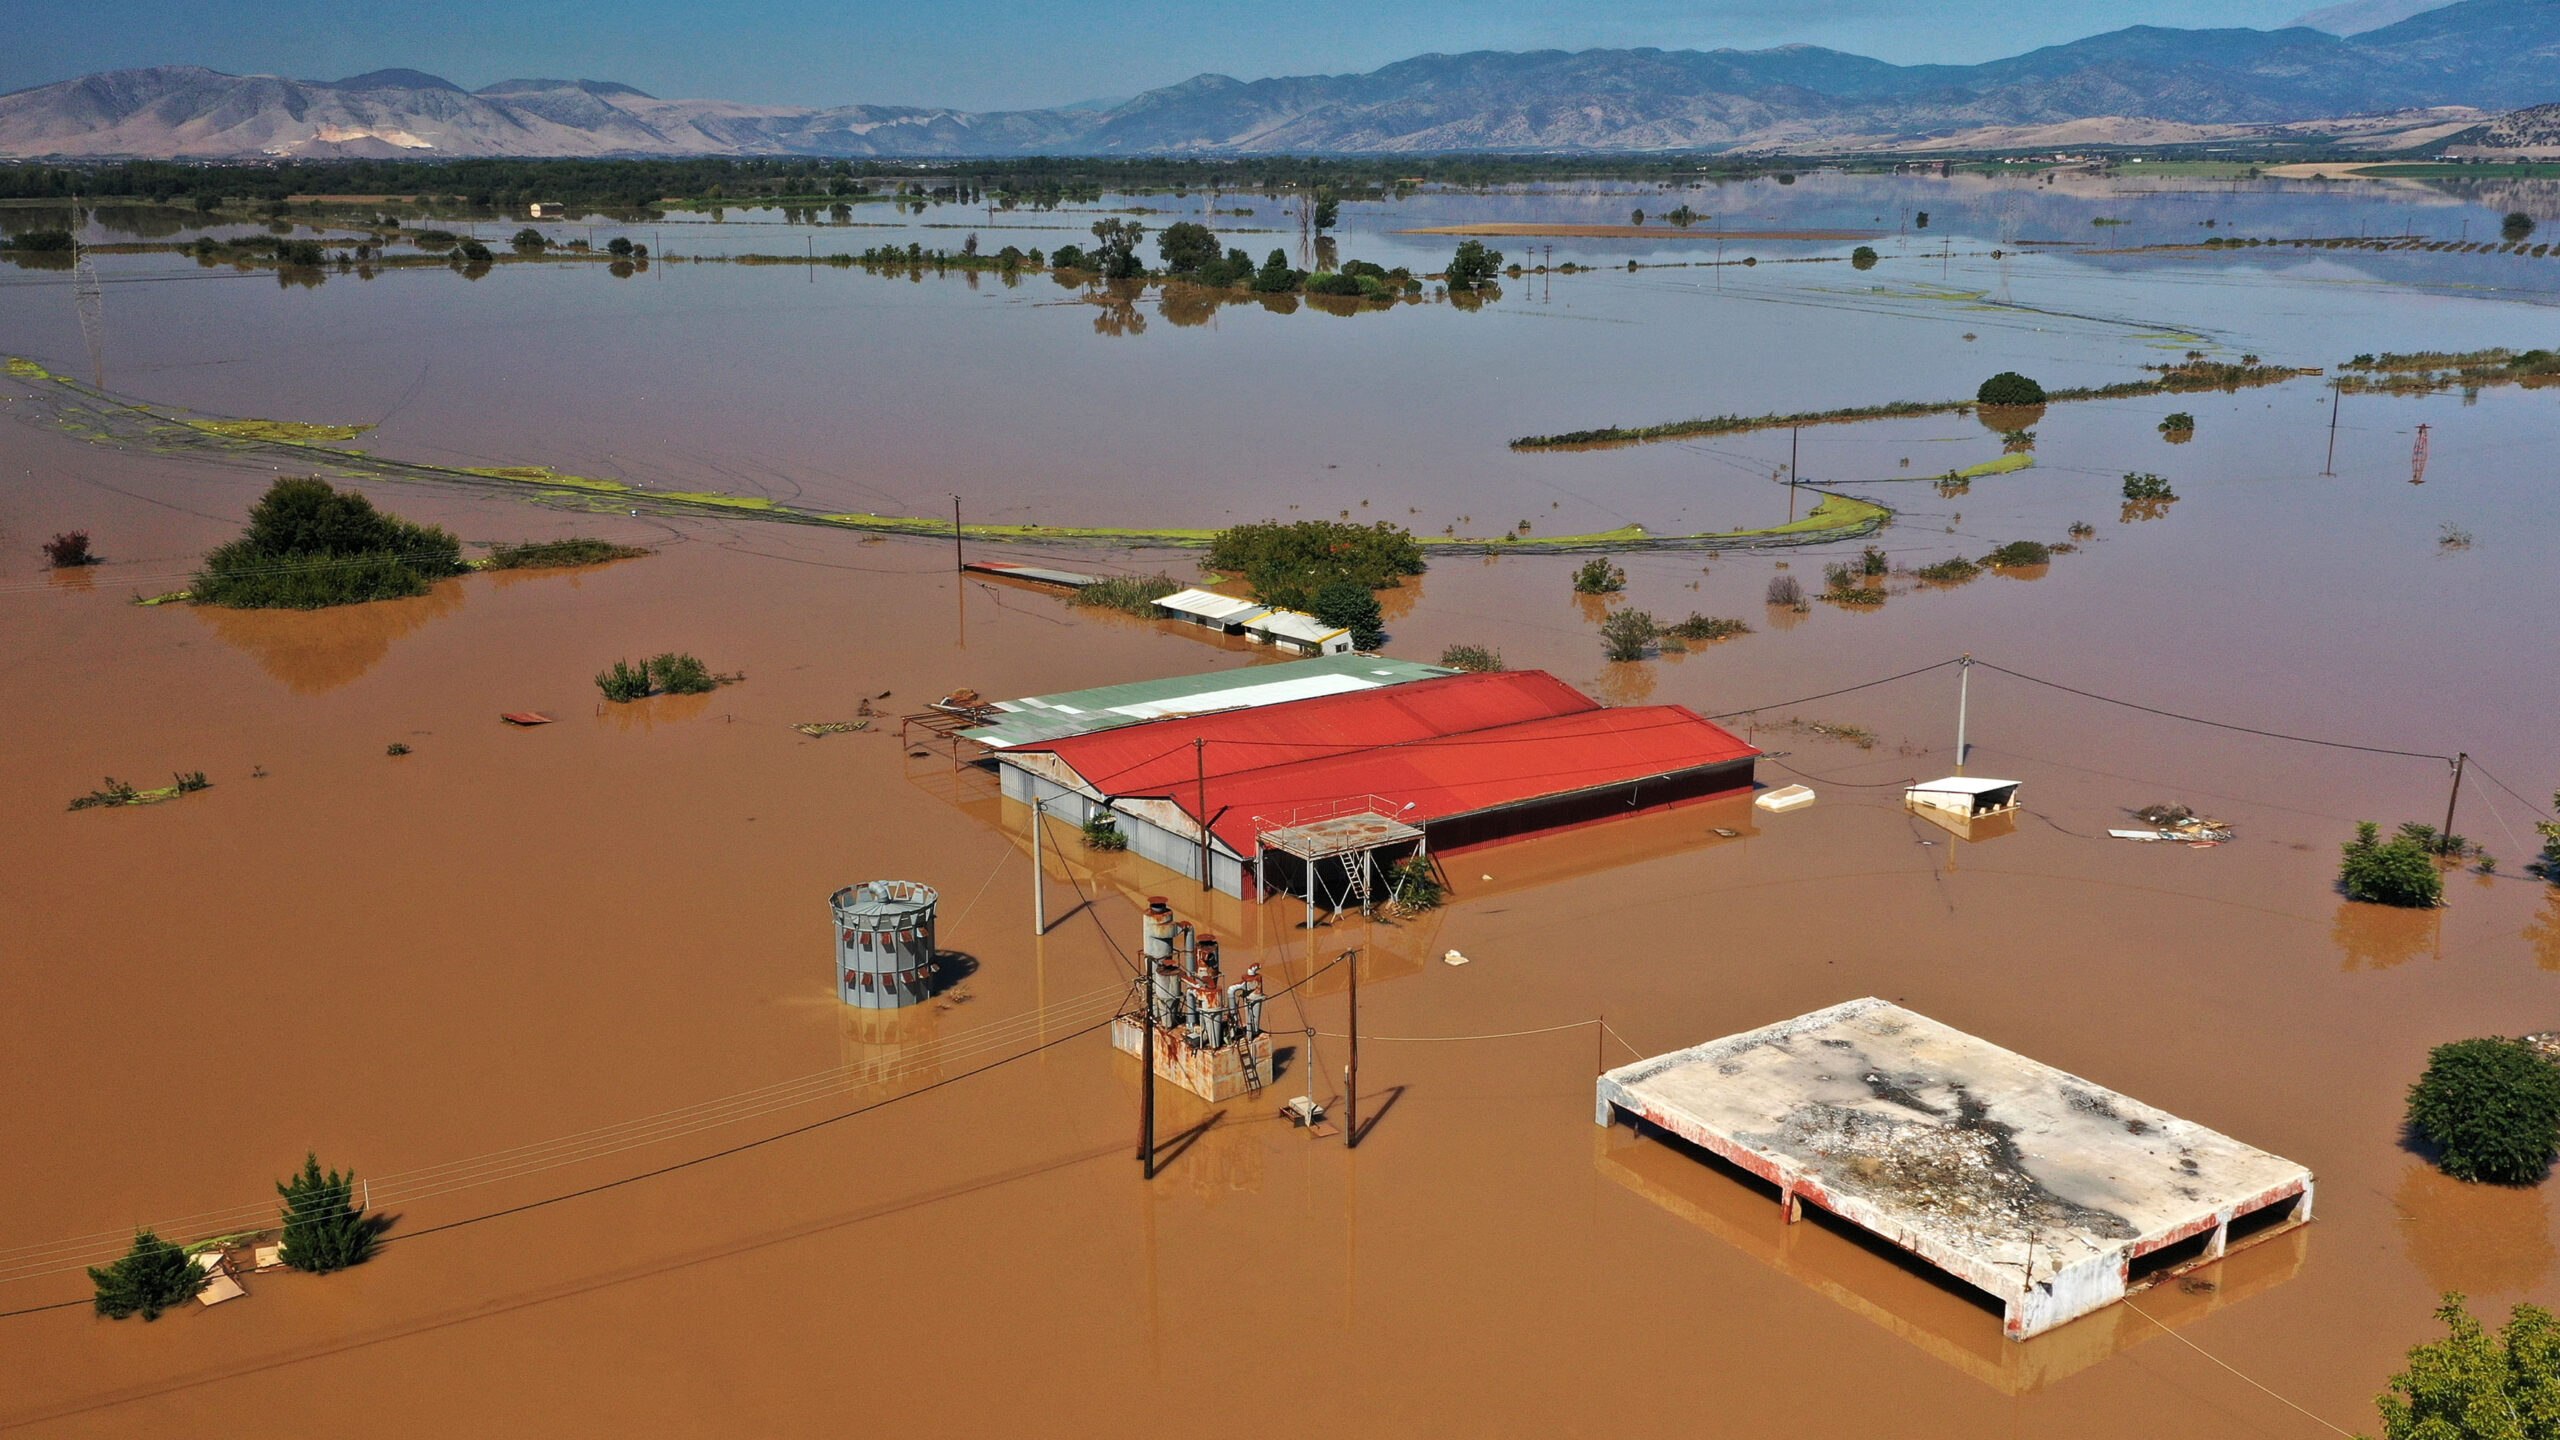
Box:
[959,655,1456,751]
[1155,587,1270,634]
[1905,777,2022,821]
[1597,998,2312,1340]
[996,670,1758,899]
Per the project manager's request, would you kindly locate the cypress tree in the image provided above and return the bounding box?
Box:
[89,1230,204,1320]
[278,1153,380,1273]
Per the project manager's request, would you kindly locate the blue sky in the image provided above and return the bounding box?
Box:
[5,0,2424,109]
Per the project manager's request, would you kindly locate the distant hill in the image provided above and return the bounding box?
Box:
[4,0,2558,158]
[2444,99,2560,153]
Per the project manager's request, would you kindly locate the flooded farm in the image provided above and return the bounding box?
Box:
[4,170,2560,1437]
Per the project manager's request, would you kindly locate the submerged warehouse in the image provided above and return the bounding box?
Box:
[986,669,1759,901]
[1598,999,2314,1340]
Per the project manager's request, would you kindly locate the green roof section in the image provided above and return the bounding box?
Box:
[963,654,1457,750]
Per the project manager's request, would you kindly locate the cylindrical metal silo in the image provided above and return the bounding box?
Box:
[830,880,939,1010]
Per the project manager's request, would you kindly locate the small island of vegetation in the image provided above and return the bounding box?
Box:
[195,476,465,609]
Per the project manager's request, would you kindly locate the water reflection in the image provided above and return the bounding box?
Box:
[597,690,715,731]
[1591,659,1657,705]
[191,580,464,693]
[2527,892,2560,971]
[2332,901,2440,970]
[1598,1129,2307,1395]
[2394,1162,2554,1296]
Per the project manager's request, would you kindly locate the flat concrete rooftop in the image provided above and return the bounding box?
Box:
[1597,998,2313,1339]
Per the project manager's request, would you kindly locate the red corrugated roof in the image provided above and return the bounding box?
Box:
[1017,670,1757,853]
[1022,670,1598,794]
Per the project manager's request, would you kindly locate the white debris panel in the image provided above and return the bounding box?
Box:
[1597,998,2313,1339]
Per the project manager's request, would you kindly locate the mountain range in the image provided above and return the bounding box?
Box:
[4,0,2557,159]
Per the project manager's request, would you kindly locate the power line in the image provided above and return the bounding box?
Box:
[1973,661,2454,762]
[1706,658,1961,720]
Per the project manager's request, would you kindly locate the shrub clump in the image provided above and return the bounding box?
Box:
[1388,854,1445,911]
[1439,643,1505,672]
[2158,411,2195,436]
[1976,371,2047,407]
[1572,557,1628,595]
[1204,520,1422,612]
[278,1153,383,1273]
[2342,820,2446,907]
[2121,471,2177,502]
[1913,557,1981,584]
[43,530,94,567]
[1662,613,1750,642]
[485,537,649,570]
[595,652,726,702]
[195,477,464,609]
[2407,1038,2560,1184]
[1068,572,1182,615]
[1599,608,1657,661]
[1080,815,1129,851]
[1981,540,2052,568]
[1765,574,1806,610]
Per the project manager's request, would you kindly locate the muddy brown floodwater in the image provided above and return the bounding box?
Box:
[4,174,2560,1438]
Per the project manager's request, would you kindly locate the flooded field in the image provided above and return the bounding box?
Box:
[3,171,2559,1437]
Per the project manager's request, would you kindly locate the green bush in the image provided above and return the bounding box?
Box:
[485,537,648,569]
[1388,854,1445,911]
[1439,643,1504,672]
[2343,820,2445,907]
[2121,471,2177,502]
[1663,613,1750,641]
[1850,245,1878,270]
[1081,814,1129,851]
[1205,520,1422,612]
[7,229,75,253]
[1599,608,1656,662]
[651,652,718,694]
[1976,371,2047,407]
[1981,540,2052,568]
[1858,545,1889,576]
[1068,573,1182,615]
[1914,557,1981,584]
[2407,1039,2560,1184]
[596,659,652,702]
[2375,1294,2560,1439]
[2158,411,2195,435]
[194,477,465,609]
[89,1230,204,1320]
[1572,557,1627,595]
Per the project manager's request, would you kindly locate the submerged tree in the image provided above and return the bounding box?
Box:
[2503,211,2537,244]
[89,1230,205,1321]
[1310,578,1387,651]
[2342,821,2445,908]
[2373,1293,2560,1439]
[1156,221,1218,276]
[1445,240,1504,292]
[278,1153,382,1273]
[2407,1040,2560,1185]
[1599,608,1658,662]
[1087,218,1146,280]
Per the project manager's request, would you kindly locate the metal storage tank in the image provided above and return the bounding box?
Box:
[830,881,939,1009]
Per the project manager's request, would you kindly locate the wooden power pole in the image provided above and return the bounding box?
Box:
[1345,949,1361,1149]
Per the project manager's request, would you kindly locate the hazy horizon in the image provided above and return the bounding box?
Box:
[3,0,2460,113]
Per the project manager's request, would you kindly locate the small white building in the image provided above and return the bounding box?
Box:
[1154,588,1269,634]
[1247,610,1354,656]
[1904,776,2021,822]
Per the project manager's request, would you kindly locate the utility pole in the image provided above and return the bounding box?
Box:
[950,494,964,573]
[1194,739,1210,894]
[1139,974,1157,1179]
[1789,425,1799,487]
[1031,798,1047,936]
[2323,380,2341,476]
[1345,949,1361,1150]
[1955,653,1973,774]
[2443,752,2468,847]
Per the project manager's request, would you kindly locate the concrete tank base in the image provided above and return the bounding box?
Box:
[1597,998,2313,1340]
[1112,1016,1274,1102]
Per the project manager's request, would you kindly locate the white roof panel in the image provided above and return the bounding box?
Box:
[1157,588,1268,623]
[1251,610,1350,644]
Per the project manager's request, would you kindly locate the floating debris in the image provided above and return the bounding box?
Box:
[2111,804,2233,845]
[500,711,554,727]
[794,720,871,738]
[1444,949,1472,966]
